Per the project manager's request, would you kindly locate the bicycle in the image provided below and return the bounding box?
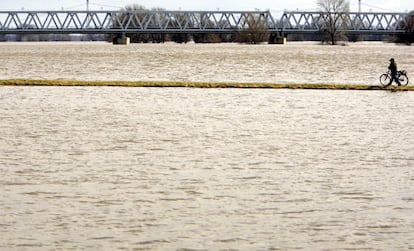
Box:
[379,70,409,87]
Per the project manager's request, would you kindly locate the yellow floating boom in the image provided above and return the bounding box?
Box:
[0,79,413,91]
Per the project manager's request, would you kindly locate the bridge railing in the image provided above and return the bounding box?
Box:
[0,10,408,34]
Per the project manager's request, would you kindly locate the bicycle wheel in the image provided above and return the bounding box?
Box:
[379,73,390,87]
[399,74,409,86]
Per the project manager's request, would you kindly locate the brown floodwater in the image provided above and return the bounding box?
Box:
[0,42,413,250]
[1,86,413,250]
[0,41,413,84]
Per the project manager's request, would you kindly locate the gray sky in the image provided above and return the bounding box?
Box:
[1,0,412,14]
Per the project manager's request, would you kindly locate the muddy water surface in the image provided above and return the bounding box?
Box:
[1,86,413,250]
[0,42,413,84]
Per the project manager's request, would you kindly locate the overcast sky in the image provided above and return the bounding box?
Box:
[1,0,412,14]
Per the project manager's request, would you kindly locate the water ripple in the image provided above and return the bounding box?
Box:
[0,87,413,250]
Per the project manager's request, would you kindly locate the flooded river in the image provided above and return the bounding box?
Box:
[0,42,413,84]
[0,42,414,250]
[1,86,413,250]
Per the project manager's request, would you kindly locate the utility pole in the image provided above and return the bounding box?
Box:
[358,0,361,12]
[86,0,90,11]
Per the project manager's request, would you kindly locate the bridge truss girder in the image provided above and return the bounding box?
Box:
[0,11,277,34]
[281,11,407,34]
[0,10,408,35]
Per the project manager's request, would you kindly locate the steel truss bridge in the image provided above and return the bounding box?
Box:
[0,10,409,35]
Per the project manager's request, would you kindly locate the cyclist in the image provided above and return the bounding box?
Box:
[386,58,401,86]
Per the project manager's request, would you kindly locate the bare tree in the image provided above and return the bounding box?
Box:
[235,13,269,44]
[109,4,170,43]
[193,14,232,43]
[397,10,414,45]
[317,0,350,45]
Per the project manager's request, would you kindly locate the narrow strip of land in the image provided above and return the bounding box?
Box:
[1,79,413,91]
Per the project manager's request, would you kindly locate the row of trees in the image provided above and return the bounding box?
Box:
[108,4,270,44]
[0,34,105,42]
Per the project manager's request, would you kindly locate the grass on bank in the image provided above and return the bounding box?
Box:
[1,79,413,91]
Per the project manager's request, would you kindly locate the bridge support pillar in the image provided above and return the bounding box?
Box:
[269,33,287,44]
[276,36,287,44]
[113,35,130,45]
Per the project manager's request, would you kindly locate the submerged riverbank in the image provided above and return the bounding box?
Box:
[1,79,413,91]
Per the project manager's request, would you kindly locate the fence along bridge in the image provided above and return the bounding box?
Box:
[0,10,408,35]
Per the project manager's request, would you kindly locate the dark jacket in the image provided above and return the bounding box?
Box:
[389,61,397,76]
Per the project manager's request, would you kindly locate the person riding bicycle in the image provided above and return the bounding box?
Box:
[386,58,401,86]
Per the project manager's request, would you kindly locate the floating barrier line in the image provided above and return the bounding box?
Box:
[0,79,413,91]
